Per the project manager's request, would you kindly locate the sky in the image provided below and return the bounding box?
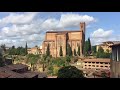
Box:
[0,12,120,48]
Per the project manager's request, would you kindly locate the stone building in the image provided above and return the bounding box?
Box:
[27,46,42,55]
[96,41,120,53]
[42,22,85,57]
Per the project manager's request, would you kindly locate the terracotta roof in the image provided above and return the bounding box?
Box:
[110,43,120,47]
[112,41,120,44]
[0,67,25,78]
[38,73,47,78]
[83,58,110,63]
[97,44,106,46]
[0,72,11,78]
[23,71,39,78]
[3,64,28,71]
[0,64,46,78]
[46,30,81,33]
[103,41,113,43]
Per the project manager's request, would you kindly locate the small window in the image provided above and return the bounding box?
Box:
[89,65,91,66]
[96,65,99,67]
[100,62,103,64]
[96,62,99,64]
[100,66,103,67]
[105,66,108,67]
[105,63,108,64]
[92,65,95,67]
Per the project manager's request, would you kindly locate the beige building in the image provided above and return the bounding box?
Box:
[42,22,85,57]
[96,41,120,53]
[82,58,110,70]
[27,46,42,55]
[76,58,110,71]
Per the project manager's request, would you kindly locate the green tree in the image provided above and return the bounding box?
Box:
[66,55,71,64]
[98,46,104,53]
[48,65,54,75]
[88,38,92,54]
[67,43,72,56]
[27,54,39,71]
[46,44,50,57]
[97,46,104,58]
[16,47,20,55]
[0,53,5,67]
[59,46,63,56]
[92,46,96,53]
[77,45,80,56]
[84,38,92,56]
[41,54,47,72]
[1,44,6,54]
[106,49,109,53]
[84,41,89,56]
[57,66,85,78]
[12,46,15,49]
[20,47,25,55]
[25,42,28,55]
[101,71,109,78]
[9,46,16,55]
[74,49,77,56]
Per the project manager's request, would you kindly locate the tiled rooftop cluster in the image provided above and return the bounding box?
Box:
[0,64,47,78]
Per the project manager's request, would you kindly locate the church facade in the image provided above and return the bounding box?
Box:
[42,22,85,57]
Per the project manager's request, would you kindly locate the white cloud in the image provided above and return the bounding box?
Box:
[90,28,113,38]
[41,18,60,30]
[41,13,96,30]
[59,13,96,28]
[90,28,114,45]
[0,12,38,26]
[0,12,96,47]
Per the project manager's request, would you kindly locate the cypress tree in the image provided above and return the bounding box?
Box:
[88,38,92,54]
[59,46,63,56]
[77,45,80,56]
[46,43,50,56]
[25,42,28,55]
[74,49,77,56]
[67,43,72,56]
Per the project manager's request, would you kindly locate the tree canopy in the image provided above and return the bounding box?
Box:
[8,46,26,55]
[57,66,85,78]
[92,46,96,53]
[97,46,111,58]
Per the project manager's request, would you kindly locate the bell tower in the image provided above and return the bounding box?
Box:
[80,22,86,56]
[80,22,85,35]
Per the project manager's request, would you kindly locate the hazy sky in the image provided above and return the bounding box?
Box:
[0,12,120,48]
